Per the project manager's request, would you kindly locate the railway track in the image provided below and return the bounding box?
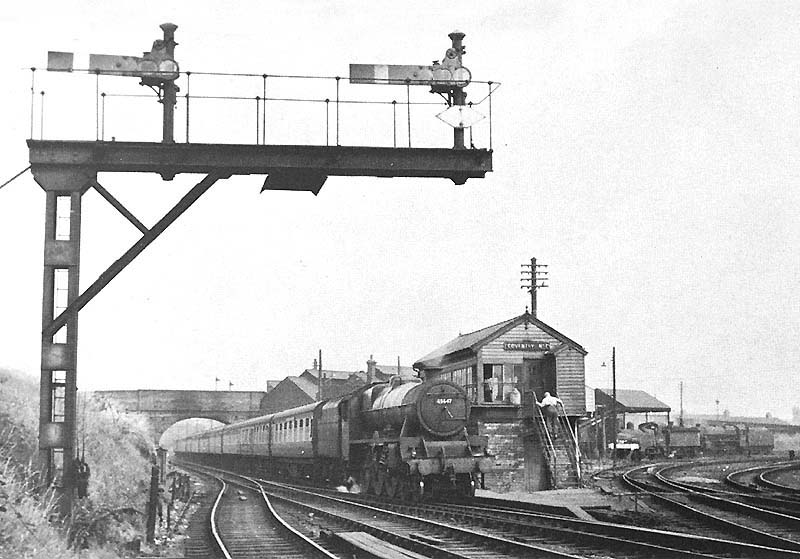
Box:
[726,463,785,492]
[758,463,800,494]
[181,467,338,559]
[623,462,800,553]
[182,461,798,558]
[660,461,800,516]
[182,475,222,558]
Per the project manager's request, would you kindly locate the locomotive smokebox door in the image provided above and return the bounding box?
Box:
[417,380,469,438]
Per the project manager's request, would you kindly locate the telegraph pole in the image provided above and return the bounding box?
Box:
[612,347,617,468]
[521,257,548,317]
[317,349,323,401]
[679,381,684,427]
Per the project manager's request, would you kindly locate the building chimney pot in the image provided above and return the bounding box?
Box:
[367,355,376,384]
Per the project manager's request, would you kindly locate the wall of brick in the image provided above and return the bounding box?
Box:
[93,390,266,413]
[260,383,313,414]
[92,389,267,441]
[478,420,550,492]
[479,421,526,492]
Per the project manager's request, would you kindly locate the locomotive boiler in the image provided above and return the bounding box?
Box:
[174,376,492,499]
[609,421,774,459]
[354,378,492,498]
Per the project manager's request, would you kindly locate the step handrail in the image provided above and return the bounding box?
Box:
[556,401,582,484]
[531,391,558,488]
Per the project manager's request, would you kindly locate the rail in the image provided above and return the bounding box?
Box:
[209,478,233,559]
[184,464,340,559]
[252,477,340,559]
[184,460,800,558]
[623,464,800,553]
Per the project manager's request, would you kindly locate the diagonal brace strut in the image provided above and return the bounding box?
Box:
[89,178,150,234]
[43,171,227,338]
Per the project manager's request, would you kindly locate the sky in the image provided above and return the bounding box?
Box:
[1,2,798,420]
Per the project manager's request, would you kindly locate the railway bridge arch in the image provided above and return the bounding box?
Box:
[90,389,267,444]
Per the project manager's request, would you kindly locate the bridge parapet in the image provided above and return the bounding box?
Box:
[90,389,267,442]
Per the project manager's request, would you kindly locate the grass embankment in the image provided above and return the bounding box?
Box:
[1,369,152,558]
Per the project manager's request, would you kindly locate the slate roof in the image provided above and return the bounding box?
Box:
[287,375,318,399]
[686,413,791,427]
[595,388,671,413]
[301,369,355,381]
[374,364,417,378]
[414,312,586,370]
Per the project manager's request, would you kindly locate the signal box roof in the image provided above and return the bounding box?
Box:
[414,312,586,370]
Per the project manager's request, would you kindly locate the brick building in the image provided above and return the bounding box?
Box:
[259,358,415,414]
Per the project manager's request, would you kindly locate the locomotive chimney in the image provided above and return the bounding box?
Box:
[367,355,376,384]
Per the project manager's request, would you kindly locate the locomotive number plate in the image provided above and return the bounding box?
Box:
[436,398,453,405]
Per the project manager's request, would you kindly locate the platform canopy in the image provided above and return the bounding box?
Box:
[594,388,671,414]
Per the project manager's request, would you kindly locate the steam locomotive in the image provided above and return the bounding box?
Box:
[612,422,774,459]
[173,377,492,499]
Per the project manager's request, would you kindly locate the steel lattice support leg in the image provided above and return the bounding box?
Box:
[34,168,92,515]
[32,169,224,516]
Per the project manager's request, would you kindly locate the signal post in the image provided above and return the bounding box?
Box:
[31,24,492,514]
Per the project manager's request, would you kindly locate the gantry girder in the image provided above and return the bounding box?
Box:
[29,138,491,515]
[28,140,492,184]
